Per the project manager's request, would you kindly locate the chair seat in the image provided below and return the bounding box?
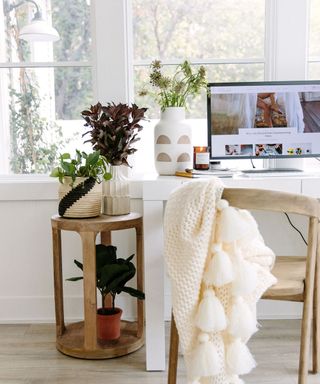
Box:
[263,256,306,301]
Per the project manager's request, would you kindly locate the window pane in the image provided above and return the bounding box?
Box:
[135,63,264,118]
[308,63,320,79]
[55,66,92,119]
[309,0,320,57]
[0,0,91,63]
[52,0,91,62]
[0,66,92,174]
[133,0,265,61]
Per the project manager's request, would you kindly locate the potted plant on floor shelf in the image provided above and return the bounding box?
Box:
[139,60,207,175]
[81,102,147,216]
[67,244,145,341]
[50,150,111,218]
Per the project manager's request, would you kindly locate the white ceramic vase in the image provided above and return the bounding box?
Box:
[58,177,102,218]
[154,107,193,175]
[103,165,130,216]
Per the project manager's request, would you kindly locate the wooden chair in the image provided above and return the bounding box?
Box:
[168,188,320,384]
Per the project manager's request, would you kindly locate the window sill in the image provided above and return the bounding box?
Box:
[0,175,144,201]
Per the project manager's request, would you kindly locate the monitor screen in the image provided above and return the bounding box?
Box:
[207,81,320,160]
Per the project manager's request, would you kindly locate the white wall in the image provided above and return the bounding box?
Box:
[1,177,316,323]
[0,179,143,323]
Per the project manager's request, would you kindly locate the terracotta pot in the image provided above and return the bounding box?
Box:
[97,307,122,341]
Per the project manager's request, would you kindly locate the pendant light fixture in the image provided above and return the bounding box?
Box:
[5,0,60,42]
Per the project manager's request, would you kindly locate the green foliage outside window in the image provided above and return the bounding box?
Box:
[52,0,92,120]
[9,84,63,174]
[132,0,265,118]
[3,0,92,174]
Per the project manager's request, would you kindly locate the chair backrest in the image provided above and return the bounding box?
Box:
[222,188,320,218]
[222,188,319,306]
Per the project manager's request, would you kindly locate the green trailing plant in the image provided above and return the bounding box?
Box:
[50,150,111,186]
[6,8,63,174]
[81,102,148,166]
[67,244,145,315]
[139,60,207,111]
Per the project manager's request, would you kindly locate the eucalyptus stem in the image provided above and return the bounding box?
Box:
[140,60,207,111]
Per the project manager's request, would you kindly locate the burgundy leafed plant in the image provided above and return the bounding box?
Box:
[81,102,147,166]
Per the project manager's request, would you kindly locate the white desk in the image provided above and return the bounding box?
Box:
[142,174,320,371]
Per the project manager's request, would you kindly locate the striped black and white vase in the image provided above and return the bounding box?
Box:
[58,176,102,218]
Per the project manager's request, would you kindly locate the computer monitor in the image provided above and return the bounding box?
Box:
[207,81,320,170]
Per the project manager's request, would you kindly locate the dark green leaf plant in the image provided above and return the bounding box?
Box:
[67,244,145,315]
[81,102,148,166]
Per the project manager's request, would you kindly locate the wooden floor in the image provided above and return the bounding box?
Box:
[0,320,319,384]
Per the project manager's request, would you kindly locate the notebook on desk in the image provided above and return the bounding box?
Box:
[189,169,237,178]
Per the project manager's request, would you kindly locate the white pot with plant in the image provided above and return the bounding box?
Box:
[140,60,207,175]
[67,244,145,341]
[81,102,147,216]
[50,150,111,218]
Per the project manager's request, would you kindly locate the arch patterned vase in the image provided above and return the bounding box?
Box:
[154,107,193,175]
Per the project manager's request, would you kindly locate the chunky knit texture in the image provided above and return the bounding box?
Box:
[164,179,277,384]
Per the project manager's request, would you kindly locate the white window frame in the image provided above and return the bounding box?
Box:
[100,0,310,100]
[0,0,93,175]
[0,0,313,179]
[307,0,320,77]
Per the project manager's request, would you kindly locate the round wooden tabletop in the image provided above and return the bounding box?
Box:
[51,212,142,232]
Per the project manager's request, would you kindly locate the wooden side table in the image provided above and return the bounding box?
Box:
[51,212,144,359]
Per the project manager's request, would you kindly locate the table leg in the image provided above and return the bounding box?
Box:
[135,221,144,339]
[80,231,98,351]
[143,200,166,371]
[313,223,320,373]
[101,231,111,245]
[101,231,112,308]
[52,228,65,337]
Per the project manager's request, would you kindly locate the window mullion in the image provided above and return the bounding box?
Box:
[92,0,134,104]
[0,61,92,69]
[273,0,308,80]
[133,58,265,67]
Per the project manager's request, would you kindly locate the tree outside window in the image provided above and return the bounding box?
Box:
[0,0,92,174]
[132,0,266,119]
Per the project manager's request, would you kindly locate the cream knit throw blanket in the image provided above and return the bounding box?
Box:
[164,179,277,384]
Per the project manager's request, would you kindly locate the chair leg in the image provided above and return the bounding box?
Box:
[298,218,317,384]
[168,313,179,384]
[312,238,320,373]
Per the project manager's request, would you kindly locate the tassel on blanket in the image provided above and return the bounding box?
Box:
[203,244,234,287]
[216,199,251,243]
[232,257,258,296]
[228,374,245,384]
[189,333,221,379]
[226,338,256,375]
[194,289,227,332]
[228,297,258,341]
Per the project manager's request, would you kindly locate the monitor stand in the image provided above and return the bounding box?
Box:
[242,158,305,174]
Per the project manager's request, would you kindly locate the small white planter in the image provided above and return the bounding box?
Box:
[58,177,102,218]
[103,165,130,216]
[154,107,193,175]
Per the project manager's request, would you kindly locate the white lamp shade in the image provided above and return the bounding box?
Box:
[19,19,60,42]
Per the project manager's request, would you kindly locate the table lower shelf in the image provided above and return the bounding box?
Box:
[56,320,144,359]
